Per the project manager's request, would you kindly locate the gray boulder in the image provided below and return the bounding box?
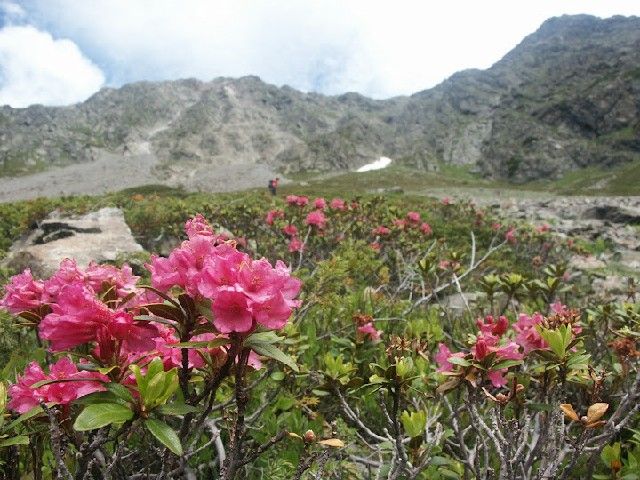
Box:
[4,207,143,277]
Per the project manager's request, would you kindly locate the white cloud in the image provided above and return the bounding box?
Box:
[0,25,104,107]
[7,0,640,105]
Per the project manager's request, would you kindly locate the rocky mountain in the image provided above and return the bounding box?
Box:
[1,14,639,185]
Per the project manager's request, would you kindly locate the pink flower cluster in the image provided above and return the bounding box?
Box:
[0,269,45,314]
[148,216,301,334]
[436,314,524,388]
[305,210,327,229]
[436,305,581,389]
[8,357,107,413]
[2,214,301,413]
[357,322,382,341]
[286,195,309,207]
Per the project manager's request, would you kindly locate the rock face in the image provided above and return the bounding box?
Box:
[0,14,638,190]
[3,208,143,277]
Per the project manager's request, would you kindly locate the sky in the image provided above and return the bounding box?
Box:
[1,0,639,108]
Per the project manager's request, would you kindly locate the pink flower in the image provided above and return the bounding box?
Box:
[357,322,382,341]
[286,195,309,207]
[550,302,569,315]
[0,269,45,314]
[313,197,327,210]
[197,244,247,299]
[420,222,433,235]
[435,343,464,372]
[476,315,509,337]
[8,357,107,414]
[43,259,84,302]
[505,228,517,245]
[266,209,284,225]
[492,222,502,231]
[473,338,490,361]
[536,224,550,234]
[147,235,217,296]
[406,211,421,223]
[493,342,523,360]
[212,288,254,333]
[329,198,346,210]
[39,284,114,351]
[39,283,157,356]
[305,210,326,229]
[372,226,390,236]
[513,312,547,354]
[185,214,214,238]
[487,369,508,388]
[441,197,451,206]
[288,237,304,252]
[84,262,139,298]
[369,242,381,252]
[282,224,298,237]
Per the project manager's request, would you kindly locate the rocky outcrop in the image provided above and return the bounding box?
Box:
[3,208,143,277]
[0,15,638,188]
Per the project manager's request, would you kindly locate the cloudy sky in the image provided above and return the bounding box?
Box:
[1,0,639,107]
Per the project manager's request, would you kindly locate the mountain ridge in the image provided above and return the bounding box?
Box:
[1,14,639,186]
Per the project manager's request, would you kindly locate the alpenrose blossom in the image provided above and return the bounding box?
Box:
[83,262,139,298]
[185,213,214,237]
[286,195,309,207]
[435,343,465,373]
[357,322,382,341]
[406,211,421,223]
[266,209,284,225]
[8,357,107,414]
[288,237,304,252]
[147,232,219,296]
[305,210,327,229]
[313,197,327,209]
[420,222,433,235]
[282,224,298,237]
[0,269,45,314]
[329,198,346,210]
[39,283,157,356]
[477,315,509,337]
[505,227,517,244]
[513,312,547,354]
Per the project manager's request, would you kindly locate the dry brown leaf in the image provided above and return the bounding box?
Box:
[586,403,609,424]
[560,404,580,422]
[318,438,345,448]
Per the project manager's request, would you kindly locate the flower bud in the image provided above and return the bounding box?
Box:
[304,429,316,443]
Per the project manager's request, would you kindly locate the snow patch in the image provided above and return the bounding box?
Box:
[357,156,392,172]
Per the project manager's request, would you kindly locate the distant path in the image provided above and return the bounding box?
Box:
[0,151,160,202]
[0,153,283,202]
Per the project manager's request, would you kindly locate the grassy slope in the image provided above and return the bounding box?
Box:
[284,159,640,197]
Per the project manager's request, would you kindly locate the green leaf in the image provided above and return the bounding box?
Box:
[157,403,199,416]
[244,331,282,346]
[492,359,523,370]
[250,342,299,372]
[0,435,30,447]
[73,403,134,431]
[447,356,471,367]
[145,419,183,455]
[73,391,126,406]
[106,383,134,403]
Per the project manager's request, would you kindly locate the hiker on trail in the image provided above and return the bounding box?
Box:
[268,177,279,196]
